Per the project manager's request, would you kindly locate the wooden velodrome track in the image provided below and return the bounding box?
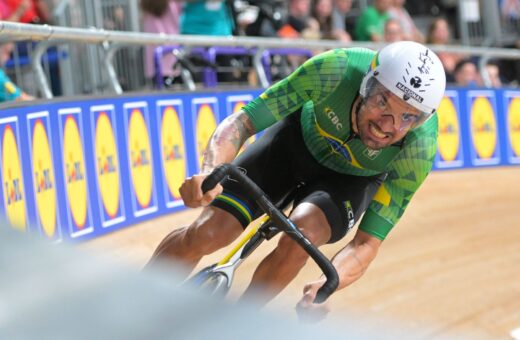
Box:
[83,167,520,339]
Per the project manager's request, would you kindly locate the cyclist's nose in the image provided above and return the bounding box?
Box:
[379,113,400,131]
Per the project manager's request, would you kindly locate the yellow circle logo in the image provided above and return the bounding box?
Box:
[471,96,497,159]
[32,120,57,237]
[128,109,153,208]
[232,101,245,113]
[196,104,217,168]
[508,97,520,157]
[161,106,185,199]
[437,96,460,162]
[2,125,26,230]
[63,115,88,228]
[95,112,120,218]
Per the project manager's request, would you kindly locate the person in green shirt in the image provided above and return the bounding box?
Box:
[146,41,446,320]
[354,0,392,41]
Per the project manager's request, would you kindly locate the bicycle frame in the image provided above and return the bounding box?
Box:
[187,163,339,303]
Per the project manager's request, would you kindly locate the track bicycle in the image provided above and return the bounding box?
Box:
[186,163,339,304]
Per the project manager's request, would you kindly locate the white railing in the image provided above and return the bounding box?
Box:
[1,21,519,98]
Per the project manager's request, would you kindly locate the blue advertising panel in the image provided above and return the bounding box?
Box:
[122,101,159,218]
[434,91,465,169]
[58,107,95,239]
[0,87,517,242]
[0,117,28,232]
[503,90,520,164]
[190,96,220,173]
[466,90,502,166]
[90,104,126,228]
[155,99,187,210]
[26,111,62,242]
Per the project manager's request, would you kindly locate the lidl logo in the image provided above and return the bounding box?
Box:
[61,112,89,230]
[437,95,461,163]
[158,101,186,205]
[128,108,153,210]
[131,149,151,167]
[164,144,183,161]
[161,103,186,202]
[507,96,520,158]
[67,161,85,183]
[5,176,23,205]
[31,118,57,238]
[94,110,122,221]
[1,122,26,230]
[35,168,53,192]
[98,155,117,175]
[470,95,497,161]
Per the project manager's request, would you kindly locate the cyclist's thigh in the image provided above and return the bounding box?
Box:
[293,173,385,243]
[211,112,304,227]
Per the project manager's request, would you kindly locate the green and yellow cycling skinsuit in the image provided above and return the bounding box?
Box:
[243,47,438,240]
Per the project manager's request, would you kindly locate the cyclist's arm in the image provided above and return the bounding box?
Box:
[330,229,381,289]
[201,110,255,173]
[359,118,438,240]
[296,229,380,321]
[179,111,255,207]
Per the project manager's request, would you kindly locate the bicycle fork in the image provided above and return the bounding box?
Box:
[188,217,280,292]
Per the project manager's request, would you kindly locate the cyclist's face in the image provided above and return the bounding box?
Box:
[355,89,423,149]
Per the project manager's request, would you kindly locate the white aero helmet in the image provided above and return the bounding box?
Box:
[360,41,446,118]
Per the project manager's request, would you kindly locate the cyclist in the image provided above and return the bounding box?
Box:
[146,41,446,320]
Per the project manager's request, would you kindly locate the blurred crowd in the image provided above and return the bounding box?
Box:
[0,0,519,101]
[140,0,519,90]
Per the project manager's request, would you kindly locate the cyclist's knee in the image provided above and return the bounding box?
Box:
[289,204,331,245]
[185,207,242,255]
[276,235,310,267]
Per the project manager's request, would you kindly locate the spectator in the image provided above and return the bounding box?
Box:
[311,0,335,40]
[243,0,287,37]
[178,1,233,36]
[383,18,404,42]
[426,17,462,83]
[330,0,353,43]
[278,0,319,39]
[453,58,481,87]
[140,0,182,88]
[354,0,392,41]
[500,0,520,19]
[388,0,424,42]
[0,43,33,102]
[0,0,51,24]
[483,59,502,88]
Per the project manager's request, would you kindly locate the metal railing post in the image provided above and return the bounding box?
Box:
[102,41,123,94]
[30,40,54,99]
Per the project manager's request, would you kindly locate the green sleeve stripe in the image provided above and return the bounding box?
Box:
[242,99,274,132]
[358,209,394,241]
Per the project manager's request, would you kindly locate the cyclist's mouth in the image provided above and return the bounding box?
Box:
[368,122,390,141]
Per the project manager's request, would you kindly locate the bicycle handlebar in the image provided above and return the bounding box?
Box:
[202,163,339,304]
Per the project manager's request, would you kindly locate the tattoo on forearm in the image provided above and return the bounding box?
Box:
[202,112,255,171]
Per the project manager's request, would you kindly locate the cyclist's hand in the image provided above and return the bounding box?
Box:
[295,279,331,323]
[179,174,223,208]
